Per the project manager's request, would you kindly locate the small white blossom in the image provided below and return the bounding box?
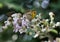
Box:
[55,22,60,26]
[29,32,32,35]
[31,18,36,22]
[12,34,18,41]
[45,19,49,22]
[7,17,12,21]
[36,15,39,18]
[4,21,11,26]
[4,17,12,26]
[49,12,54,16]
[19,29,24,34]
[45,41,48,42]
[38,13,42,18]
[50,21,53,24]
[17,13,22,18]
[41,28,46,32]
[11,13,18,18]
[56,38,60,42]
[33,33,39,38]
[13,17,18,21]
[19,29,27,34]
[2,26,8,29]
[36,24,39,27]
[51,17,54,21]
[11,13,21,22]
[52,24,56,28]
[48,40,51,42]
[23,14,27,18]
[41,25,44,29]
[39,13,41,16]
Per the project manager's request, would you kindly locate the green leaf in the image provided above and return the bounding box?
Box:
[49,29,58,34]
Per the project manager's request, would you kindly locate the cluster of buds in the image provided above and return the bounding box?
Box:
[2,17,12,29]
[2,11,60,39]
[49,12,55,24]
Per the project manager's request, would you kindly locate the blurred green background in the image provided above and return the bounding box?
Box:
[0,0,60,21]
[0,0,60,42]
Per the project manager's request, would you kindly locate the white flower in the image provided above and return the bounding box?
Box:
[4,17,12,26]
[55,22,60,26]
[49,12,54,16]
[38,13,42,18]
[39,13,41,16]
[51,17,54,21]
[2,26,8,29]
[23,14,27,18]
[50,21,53,24]
[7,17,12,21]
[11,13,18,18]
[31,18,36,22]
[45,19,49,22]
[41,25,44,29]
[48,40,51,42]
[29,32,32,35]
[52,24,56,28]
[11,13,21,21]
[4,21,7,24]
[33,33,39,38]
[36,15,39,18]
[12,34,18,41]
[16,13,22,18]
[56,38,60,42]
[19,29,26,34]
[45,41,48,42]
[4,21,11,26]
[13,28,18,33]
[36,23,39,26]
[41,28,46,32]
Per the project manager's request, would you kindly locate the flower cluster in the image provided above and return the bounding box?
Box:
[2,11,60,39]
